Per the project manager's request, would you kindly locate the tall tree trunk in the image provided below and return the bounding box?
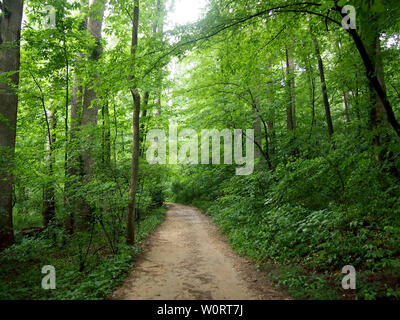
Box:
[43,110,57,227]
[126,0,140,245]
[359,7,394,167]
[313,37,334,137]
[0,0,24,250]
[79,0,106,230]
[368,35,388,163]
[64,14,87,233]
[65,73,84,233]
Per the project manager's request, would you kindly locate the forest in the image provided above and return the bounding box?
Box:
[0,0,400,301]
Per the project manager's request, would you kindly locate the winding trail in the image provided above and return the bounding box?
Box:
[112,203,289,300]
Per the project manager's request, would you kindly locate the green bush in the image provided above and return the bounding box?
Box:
[150,185,165,208]
[175,152,400,299]
[0,207,166,300]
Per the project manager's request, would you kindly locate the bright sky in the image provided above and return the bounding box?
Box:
[165,0,208,30]
[165,0,209,87]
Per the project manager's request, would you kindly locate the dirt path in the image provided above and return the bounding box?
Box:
[112,203,289,300]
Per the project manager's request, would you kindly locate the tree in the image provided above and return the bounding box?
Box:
[335,3,400,138]
[65,6,88,234]
[79,0,106,230]
[42,108,57,227]
[126,0,140,245]
[0,0,24,249]
[313,36,334,137]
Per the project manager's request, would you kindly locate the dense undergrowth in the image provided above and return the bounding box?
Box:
[1,0,400,302]
[171,149,400,300]
[0,206,166,300]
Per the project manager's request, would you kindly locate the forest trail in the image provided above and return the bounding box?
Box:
[112,203,290,300]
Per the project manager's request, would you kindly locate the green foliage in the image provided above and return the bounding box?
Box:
[2,0,400,301]
[161,0,400,300]
[173,152,400,299]
[270,265,338,300]
[149,185,166,208]
[0,207,165,300]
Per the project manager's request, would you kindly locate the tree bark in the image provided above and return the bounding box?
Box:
[64,13,88,233]
[79,0,106,230]
[368,35,388,163]
[357,6,395,169]
[126,0,140,245]
[0,0,24,250]
[65,73,84,233]
[313,37,334,137]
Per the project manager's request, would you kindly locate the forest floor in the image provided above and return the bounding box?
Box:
[112,203,290,300]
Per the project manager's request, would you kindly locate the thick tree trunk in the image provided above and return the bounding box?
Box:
[368,35,388,163]
[313,37,334,137]
[0,0,24,249]
[126,0,140,245]
[64,13,88,233]
[79,0,106,230]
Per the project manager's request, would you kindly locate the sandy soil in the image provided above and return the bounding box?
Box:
[112,203,290,300]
